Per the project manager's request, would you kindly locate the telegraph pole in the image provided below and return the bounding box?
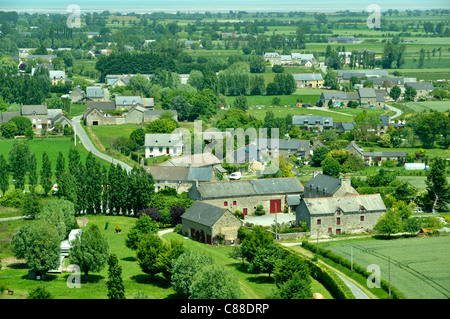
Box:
[389,256,391,297]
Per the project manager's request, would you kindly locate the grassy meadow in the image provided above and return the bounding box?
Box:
[0,214,333,299]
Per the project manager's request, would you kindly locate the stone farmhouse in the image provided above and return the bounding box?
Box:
[181,201,243,245]
[0,104,71,132]
[292,73,324,89]
[49,70,72,85]
[83,100,175,126]
[337,70,389,84]
[292,115,333,131]
[345,141,406,166]
[144,133,183,158]
[319,87,386,108]
[263,52,317,67]
[188,177,304,216]
[145,165,215,193]
[296,194,386,236]
[303,173,358,198]
[404,81,435,100]
[327,36,362,44]
[86,86,110,101]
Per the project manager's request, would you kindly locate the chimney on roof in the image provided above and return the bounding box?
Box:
[341,176,351,187]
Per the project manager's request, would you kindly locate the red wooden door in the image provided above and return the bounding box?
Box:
[243,208,248,216]
[270,199,281,213]
[190,228,195,238]
[206,235,212,245]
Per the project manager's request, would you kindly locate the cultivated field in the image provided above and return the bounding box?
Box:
[320,236,450,299]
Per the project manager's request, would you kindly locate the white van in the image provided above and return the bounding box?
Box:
[230,172,241,180]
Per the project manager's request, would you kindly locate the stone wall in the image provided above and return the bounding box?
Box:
[201,194,290,216]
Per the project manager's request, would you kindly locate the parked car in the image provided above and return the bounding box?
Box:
[230,172,241,180]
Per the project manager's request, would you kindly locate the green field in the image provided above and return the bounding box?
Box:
[319,236,450,299]
[0,137,104,172]
[0,214,333,299]
[400,101,450,113]
[89,123,142,150]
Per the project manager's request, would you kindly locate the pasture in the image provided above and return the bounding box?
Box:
[319,236,450,299]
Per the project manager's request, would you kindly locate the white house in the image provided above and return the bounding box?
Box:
[144,133,183,158]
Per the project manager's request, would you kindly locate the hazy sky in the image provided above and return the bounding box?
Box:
[1,0,449,12]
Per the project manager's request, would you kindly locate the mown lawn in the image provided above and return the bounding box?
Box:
[0,214,333,299]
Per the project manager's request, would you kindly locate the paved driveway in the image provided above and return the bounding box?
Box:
[72,115,133,173]
[244,213,296,226]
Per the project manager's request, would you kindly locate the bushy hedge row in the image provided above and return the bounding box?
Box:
[281,247,354,299]
[301,241,405,299]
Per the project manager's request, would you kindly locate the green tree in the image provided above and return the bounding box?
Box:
[248,243,285,278]
[125,214,159,250]
[11,220,61,278]
[55,152,65,184]
[27,285,53,299]
[404,86,417,101]
[324,71,338,89]
[0,121,17,138]
[425,157,449,211]
[69,224,110,282]
[189,264,241,299]
[0,154,9,195]
[271,271,312,299]
[106,254,125,299]
[240,225,275,263]
[233,95,248,111]
[39,199,77,239]
[374,209,403,236]
[8,141,31,190]
[135,233,167,279]
[171,250,214,297]
[40,152,53,195]
[310,147,329,167]
[389,85,401,101]
[249,55,266,73]
[9,116,32,136]
[273,254,310,288]
[321,156,341,178]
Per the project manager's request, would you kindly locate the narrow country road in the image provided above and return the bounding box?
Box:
[72,115,133,173]
[384,104,403,120]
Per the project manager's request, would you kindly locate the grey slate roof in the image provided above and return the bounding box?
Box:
[0,111,21,124]
[292,115,333,127]
[321,91,348,100]
[86,86,106,98]
[21,105,47,116]
[362,151,406,158]
[405,81,434,91]
[337,70,389,78]
[358,88,377,98]
[287,195,301,206]
[304,174,342,195]
[189,177,304,200]
[144,133,183,147]
[181,201,235,227]
[293,73,323,81]
[86,101,116,112]
[187,167,214,182]
[301,194,386,216]
[115,96,144,106]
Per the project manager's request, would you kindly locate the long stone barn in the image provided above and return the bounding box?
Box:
[296,194,386,237]
[181,201,243,245]
[188,177,304,216]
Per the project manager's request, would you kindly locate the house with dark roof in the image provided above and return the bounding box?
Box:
[145,166,215,193]
[296,194,386,236]
[345,141,405,166]
[303,173,358,198]
[404,81,435,100]
[86,86,110,101]
[292,115,333,131]
[188,177,304,216]
[181,201,243,245]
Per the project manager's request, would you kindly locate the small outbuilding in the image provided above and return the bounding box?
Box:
[181,201,243,245]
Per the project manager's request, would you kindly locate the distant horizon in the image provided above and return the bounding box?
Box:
[0,0,449,13]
